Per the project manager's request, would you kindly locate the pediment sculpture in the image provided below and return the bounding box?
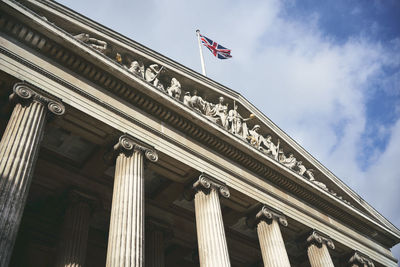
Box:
[74,33,108,53]
[73,33,351,206]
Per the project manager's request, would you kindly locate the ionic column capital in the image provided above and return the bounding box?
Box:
[256,205,288,227]
[193,173,230,198]
[113,134,158,162]
[349,251,375,267]
[10,82,65,116]
[306,230,335,250]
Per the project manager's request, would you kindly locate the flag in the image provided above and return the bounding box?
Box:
[200,34,232,59]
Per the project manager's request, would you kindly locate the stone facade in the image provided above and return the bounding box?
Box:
[0,0,399,266]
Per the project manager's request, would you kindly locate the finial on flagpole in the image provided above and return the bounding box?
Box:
[196,29,207,76]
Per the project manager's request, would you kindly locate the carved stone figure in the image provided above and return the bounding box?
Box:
[305,169,315,181]
[262,135,280,160]
[303,169,328,190]
[330,190,337,196]
[204,101,216,118]
[281,153,297,169]
[183,91,191,107]
[115,53,122,64]
[145,64,164,90]
[313,180,329,191]
[128,60,145,78]
[296,161,307,176]
[247,125,262,148]
[156,82,165,91]
[212,97,229,129]
[188,90,206,113]
[278,149,285,163]
[166,78,181,100]
[74,33,108,53]
[227,104,253,139]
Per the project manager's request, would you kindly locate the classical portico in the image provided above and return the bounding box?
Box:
[0,0,399,266]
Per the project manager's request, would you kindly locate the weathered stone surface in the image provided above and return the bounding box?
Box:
[106,135,157,267]
[349,251,375,267]
[55,190,96,267]
[306,230,335,267]
[145,220,170,267]
[0,83,64,267]
[252,206,290,267]
[193,174,231,267]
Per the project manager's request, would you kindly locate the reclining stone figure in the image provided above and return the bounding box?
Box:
[74,33,108,53]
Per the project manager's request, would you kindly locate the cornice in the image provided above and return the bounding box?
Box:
[1,0,399,247]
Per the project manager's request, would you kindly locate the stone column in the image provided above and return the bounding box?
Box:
[306,230,335,267]
[146,230,164,267]
[193,174,231,267]
[145,220,170,267]
[0,83,64,266]
[55,190,96,267]
[252,206,291,267]
[348,251,375,267]
[106,135,158,267]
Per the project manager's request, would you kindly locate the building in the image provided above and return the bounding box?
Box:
[0,0,399,266]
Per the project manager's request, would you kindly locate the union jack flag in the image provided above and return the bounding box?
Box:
[200,34,232,59]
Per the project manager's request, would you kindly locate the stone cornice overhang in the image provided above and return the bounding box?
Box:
[1,0,399,248]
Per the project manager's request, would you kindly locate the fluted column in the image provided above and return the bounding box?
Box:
[106,135,158,267]
[0,83,65,266]
[348,251,375,267]
[145,220,170,267]
[306,230,335,267]
[252,206,291,267]
[193,174,231,267]
[146,230,164,267]
[55,190,96,267]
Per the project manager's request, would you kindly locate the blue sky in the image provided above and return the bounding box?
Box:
[58,0,400,261]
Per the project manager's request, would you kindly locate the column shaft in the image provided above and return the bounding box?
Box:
[56,201,91,267]
[106,135,157,267]
[106,150,144,267]
[307,243,334,267]
[257,219,291,267]
[195,188,230,267]
[146,229,164,267]
[0,100,47,266]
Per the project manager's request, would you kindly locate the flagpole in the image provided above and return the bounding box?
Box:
[196,29,207,76]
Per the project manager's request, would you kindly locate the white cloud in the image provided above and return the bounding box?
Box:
[60,0,400,260]
[362,119,400,257]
